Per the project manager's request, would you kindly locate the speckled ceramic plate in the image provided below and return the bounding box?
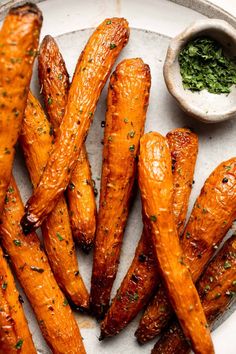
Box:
[1,1,236,353]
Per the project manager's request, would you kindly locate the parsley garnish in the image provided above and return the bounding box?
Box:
[179,37,236,94]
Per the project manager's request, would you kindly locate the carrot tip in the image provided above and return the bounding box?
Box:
[80,241,93,254]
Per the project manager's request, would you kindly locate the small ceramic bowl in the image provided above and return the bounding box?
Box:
[163,19,236,123]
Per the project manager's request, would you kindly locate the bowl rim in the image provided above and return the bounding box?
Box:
[163,18,236,123]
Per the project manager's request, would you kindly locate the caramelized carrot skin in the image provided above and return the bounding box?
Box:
[100,128,198,338]
[136,157,236,343]
[90,58,151,319]
[138,132,214,354]
[152,235,236,354]
[38,35,97,252]
[0,247,36,354]
[22,18,130,233]
[20,92,89,309]
[167,128,198,235]
[0,177,86,354]
[0,3,42,213]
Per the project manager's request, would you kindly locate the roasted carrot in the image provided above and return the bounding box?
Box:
[21,18,129,233]
[0,177,86,354]
[38,35,96,252]
[20,91,89,309]
[90,58,151,319]
[136,157,236,343]
[0,247,36,354]
[100,128,198,338]
[0,3,42,213]
[152,234,236,354]
[138,132,214,354]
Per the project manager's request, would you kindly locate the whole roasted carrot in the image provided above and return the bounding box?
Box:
[90,58,151,319]
[38,35,97,253]
[20,92,89,309]
[138,132,214,354]
[100,128,198,338]
[0,247,36,354]
[21,18,130,233]
[0,3,42,213]
[152,234,236,354]
[0,177,86,354]
[136,157,236,343]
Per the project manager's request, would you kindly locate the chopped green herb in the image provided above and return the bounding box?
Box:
[2,282,7,290]
[179,37,236,94]
[124,118,129,123]
[202,208,208,214]
[106,20,112,25]
[58,73,63,80]
[56,232,64,241]
[47,97,53,106]
[89,112,93,117]
[15,339,23,349]
[224,260,231,269]
[150,215,157,222]
[69,182,75,191]
[214,292,221,299]
[110,43,117,50]
[186,231,191,239]
[129,145,135,152]
[204,284,211,293]
[13,239,21,247]
[4,195,9,204]
[108,136,113,142]
[63,298,68,306]
[225,165,232,171]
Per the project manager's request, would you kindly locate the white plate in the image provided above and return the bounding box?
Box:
[2,0,236,353]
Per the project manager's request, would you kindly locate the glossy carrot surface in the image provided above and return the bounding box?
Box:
[90,58,151,319]
[138,132,214,354]
[100,128,198,338]
[38,35,97,252]
[152,235,236,354]
[0,3,42,213]
[0,247,36,354]
[20,92,89,309]
[136,157,236,343]
[22,18,129,233]
[0,177,86,354]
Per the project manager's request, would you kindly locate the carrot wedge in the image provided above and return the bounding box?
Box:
[20,91,89,309]
[0,3,42,213]
[21,18,130,233]
[90,58,151,319]
[100,128,198,338]
[0,177,86,354]
[138,132,214,354]
[152,234,236,354]
[0,247,36,354]
[38,35,97,252]
[136,157,236,343]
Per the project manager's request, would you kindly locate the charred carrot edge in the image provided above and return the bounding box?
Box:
[0,177,86,353]
[90,58,151,319]
[20,92,89,309]
[136,157,236,343]
[138,132,214,354]
[0,3,42,213]
[0,247,36,353]
[38,35,97,253]
[152,234,236,354]
[21,18,130,233]
[100,128,198,338]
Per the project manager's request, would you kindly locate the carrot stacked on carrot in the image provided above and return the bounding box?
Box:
[0,4,42,352]
[136,157,236,344]
[38,35,97,253]
[0,177,86,353]
[138,132,214,354]
[90,58,151,319]
[20,92,89,309]
[152,234,236,354]
[100,128,198,338]
[21,18,130,233]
